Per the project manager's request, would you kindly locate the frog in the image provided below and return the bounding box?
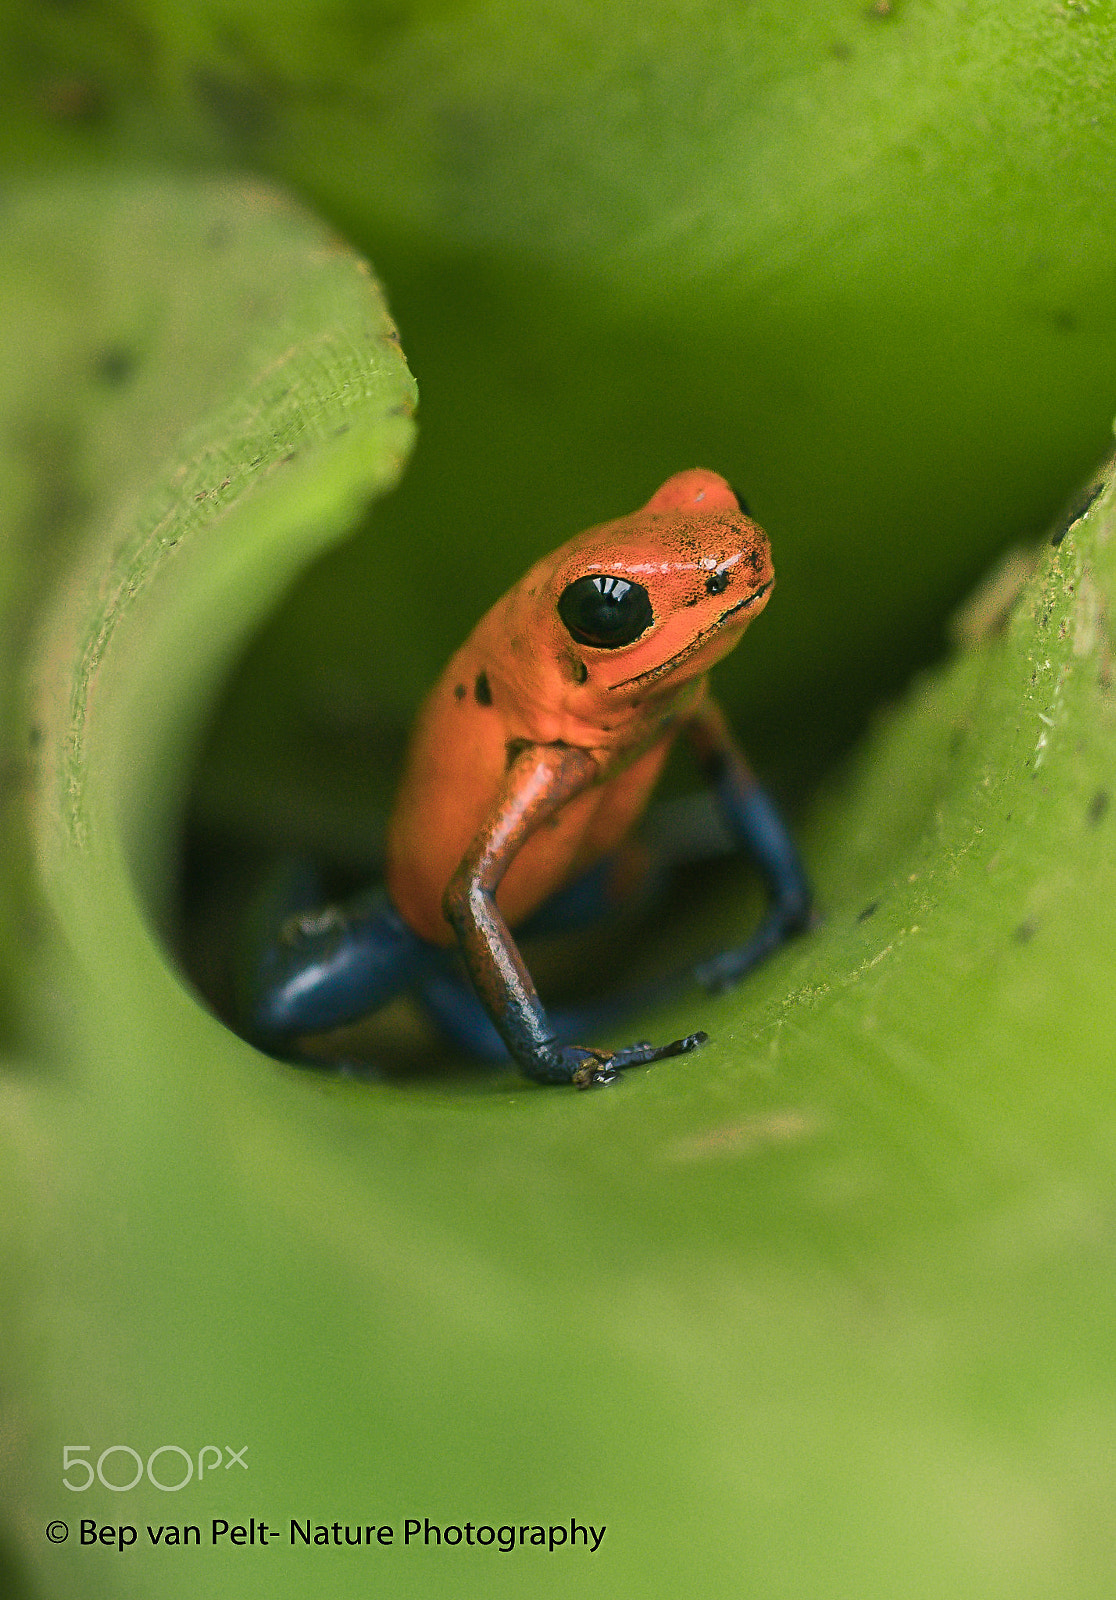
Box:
[238,469,811,1088]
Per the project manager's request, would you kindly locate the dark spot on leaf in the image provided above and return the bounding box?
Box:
[453,683,467,701]
[28,726,42,750]
[474,671,493,706]
[42,77,107,124]
[192,65,277,144]
[1014,919,1038,944]
[1087,789,1109,825]
[857,901,879,922]
[94,345,137,386]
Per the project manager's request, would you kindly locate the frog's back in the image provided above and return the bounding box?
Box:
[384,640,510,942]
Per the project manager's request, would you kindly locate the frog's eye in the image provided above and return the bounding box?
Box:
[705,571,730,596]
[558,574,654,649]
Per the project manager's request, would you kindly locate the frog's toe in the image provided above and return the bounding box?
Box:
[570,1030,708,1087]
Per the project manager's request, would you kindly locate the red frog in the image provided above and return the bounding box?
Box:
[240,470,811,1087]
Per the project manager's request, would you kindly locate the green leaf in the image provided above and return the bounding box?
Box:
[4,171,1116,1600]
[3,9,1116,1599]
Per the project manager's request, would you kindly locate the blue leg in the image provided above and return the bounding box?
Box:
[694,774,812,993]
[413,967,510,1060]
[237,854,658,1067]
[237,861,434,1050]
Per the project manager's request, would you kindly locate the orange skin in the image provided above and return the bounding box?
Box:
[385,469,774,948]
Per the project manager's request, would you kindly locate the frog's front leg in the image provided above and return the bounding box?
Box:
[442,743,706,1088]
[686,700,813,993]
[237,862,432,1052]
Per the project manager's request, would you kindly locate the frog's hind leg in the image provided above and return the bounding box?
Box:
[236,861,433,1053]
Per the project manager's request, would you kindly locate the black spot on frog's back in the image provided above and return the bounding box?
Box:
[474,671,493,706]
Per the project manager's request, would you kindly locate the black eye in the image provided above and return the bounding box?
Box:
[705,571,730,596]
[557,574,653,649]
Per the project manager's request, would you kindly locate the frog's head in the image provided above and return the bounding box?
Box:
[544,470,774,698]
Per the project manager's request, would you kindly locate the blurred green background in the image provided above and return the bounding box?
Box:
[2,3,1116,1597]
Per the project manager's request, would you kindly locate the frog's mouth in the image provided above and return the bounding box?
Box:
[608,580,773,693]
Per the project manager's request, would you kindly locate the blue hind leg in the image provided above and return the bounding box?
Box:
[692,782,812,993]
[236,858,642,1066]
[237,861,433,1051]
